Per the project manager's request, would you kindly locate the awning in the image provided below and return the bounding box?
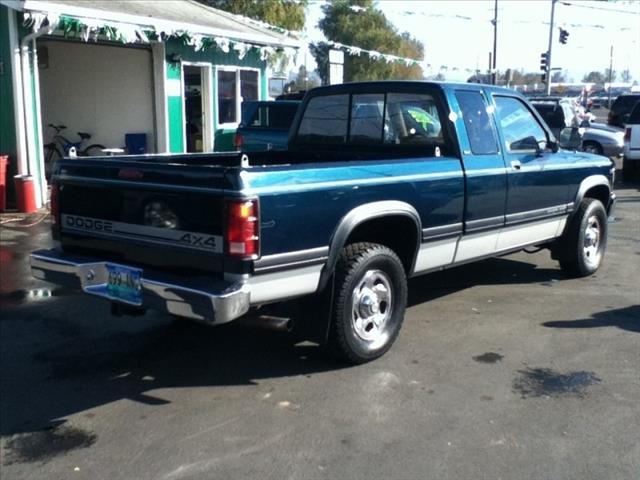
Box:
[2,0,300,51]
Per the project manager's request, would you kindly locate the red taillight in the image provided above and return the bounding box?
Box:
[225,199,259,258]
[234,133,243,150]
[50,183,60,224]
[624,127,631,142]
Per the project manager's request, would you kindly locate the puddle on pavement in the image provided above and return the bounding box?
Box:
[3,425,97,465]
[473,352,504,364]
[513,368,601,399]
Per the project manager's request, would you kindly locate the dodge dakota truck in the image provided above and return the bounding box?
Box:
[31,81,616,363]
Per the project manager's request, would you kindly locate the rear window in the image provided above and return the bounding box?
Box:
[628,101,640,124]
[297,94,349,144]
[296,91,447,149]
[247,103,298,130]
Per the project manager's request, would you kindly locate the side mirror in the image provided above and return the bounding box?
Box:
[559,127,583,150]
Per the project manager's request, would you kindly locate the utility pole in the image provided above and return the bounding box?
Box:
[491,0,498,84]
[545,0,557,95]
[607,45,614,108]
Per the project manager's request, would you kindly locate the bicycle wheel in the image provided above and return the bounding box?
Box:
[43,143,63,179]
[81,144,106,156]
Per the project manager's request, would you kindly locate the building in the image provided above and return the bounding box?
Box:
[0,0,299,208]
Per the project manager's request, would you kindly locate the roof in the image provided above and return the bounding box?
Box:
[2,0,299,47]
[304,81,522,97]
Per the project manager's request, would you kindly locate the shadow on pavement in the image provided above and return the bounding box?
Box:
[407,256,564,307]
[0,305,341,437]
[0,254,567,438]
[542,305,640,333]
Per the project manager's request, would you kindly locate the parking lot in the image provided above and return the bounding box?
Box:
[1,176,638,480]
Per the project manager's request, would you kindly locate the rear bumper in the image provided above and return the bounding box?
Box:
[30,249,250,324]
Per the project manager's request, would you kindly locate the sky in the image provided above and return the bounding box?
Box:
[299,0,640,83]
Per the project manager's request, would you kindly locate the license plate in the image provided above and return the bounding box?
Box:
[106,264,142,304]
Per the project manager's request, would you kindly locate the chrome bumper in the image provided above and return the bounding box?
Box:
[30,249,250,324]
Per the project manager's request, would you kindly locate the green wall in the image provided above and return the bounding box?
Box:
[164,38,268,153]
[166,61,184,153]
[0,5,17,205]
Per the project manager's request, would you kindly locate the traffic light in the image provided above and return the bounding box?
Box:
[540,52,548,72]
[559,28,569,44]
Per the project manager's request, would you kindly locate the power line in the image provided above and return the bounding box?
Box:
[559,1,640,15]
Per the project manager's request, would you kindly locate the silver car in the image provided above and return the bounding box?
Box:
[532,100,624,157]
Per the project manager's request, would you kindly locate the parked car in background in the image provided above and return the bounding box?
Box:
[233,100,300,152]
[622,101,640,181]
[532,99,624,157]
[608,94,640,128]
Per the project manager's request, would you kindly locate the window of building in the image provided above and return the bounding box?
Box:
[217,68,259,126]
[455,90,499,154]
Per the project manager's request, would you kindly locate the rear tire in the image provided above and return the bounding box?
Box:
[327,242,407,364]
[557,198,607,277]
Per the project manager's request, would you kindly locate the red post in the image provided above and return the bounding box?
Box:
[13,175,37,213]
[0,155,8,212]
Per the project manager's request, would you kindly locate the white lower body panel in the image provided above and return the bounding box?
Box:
[413,216,567,275]
[248,264,323,304]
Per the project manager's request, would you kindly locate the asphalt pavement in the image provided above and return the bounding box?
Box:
[1,176,638,480]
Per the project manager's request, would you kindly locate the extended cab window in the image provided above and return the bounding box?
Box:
[494,96,547,152]
[297,94,349,144]
[455,91,498,154]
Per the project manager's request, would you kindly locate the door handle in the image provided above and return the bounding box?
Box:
[510,160,522,170]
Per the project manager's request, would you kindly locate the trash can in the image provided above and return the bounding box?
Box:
[14,174,37,213]
[0,155,8,212]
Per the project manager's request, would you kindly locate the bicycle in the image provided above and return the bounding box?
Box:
[43,124,105,178]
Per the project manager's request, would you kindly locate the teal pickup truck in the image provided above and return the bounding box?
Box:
[231,100,300,152]
[32,81,615,363]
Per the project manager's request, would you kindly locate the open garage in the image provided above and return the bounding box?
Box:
[38,39,156,162]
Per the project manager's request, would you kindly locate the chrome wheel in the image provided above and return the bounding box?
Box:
[583,214,602,268]
[351,269,393,346]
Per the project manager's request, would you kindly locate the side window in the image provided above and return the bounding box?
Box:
[455,91,498,154]
[349,94,384,144]
[384,93,444,145]
[297,94,349,144]
[494,96,547,152]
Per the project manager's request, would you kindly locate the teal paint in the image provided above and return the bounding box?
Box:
[165,38,268,152]
[0,6,17,204]
[166,61,184,153]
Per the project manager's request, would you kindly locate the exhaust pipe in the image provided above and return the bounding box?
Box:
[239,315,293,332]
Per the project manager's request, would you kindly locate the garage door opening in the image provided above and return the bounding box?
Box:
[183,64,212,153]
[37,40,156,164]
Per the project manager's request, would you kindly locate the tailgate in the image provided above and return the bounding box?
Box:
[53,155,237,274]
